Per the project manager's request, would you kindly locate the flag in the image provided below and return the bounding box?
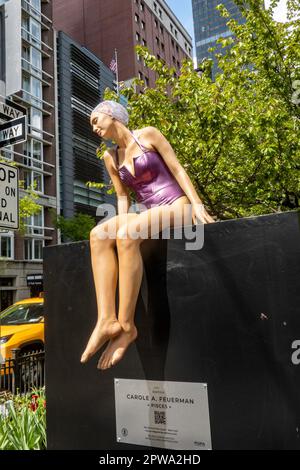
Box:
[109,57,117,74]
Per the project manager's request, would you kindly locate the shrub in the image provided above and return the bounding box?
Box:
[0,386,46,450]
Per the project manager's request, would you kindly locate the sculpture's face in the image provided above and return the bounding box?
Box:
[90,111,115,139]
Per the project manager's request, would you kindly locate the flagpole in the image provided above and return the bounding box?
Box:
[115,48,119,97]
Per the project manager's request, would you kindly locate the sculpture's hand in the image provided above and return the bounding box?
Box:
[192,203,216,225]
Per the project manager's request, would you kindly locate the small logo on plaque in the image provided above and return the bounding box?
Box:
[194,441,206,447]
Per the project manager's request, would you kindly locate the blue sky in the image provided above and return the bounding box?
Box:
[165,0,288,61]
[165,0,195,42]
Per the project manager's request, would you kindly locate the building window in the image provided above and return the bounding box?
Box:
[22,45,30,62]
[24,238,43,261]
[22,45,42,80]
[160,25,163,35]
[154,2,157,12]
[30,0,41,12]
[24,169,31,189]
[22,15,30,32]
[22,74,30,94]
[23,139,43,193]
[29,17,41,45]
[24,209,43,236]
[22,73,42,107]
[136,31,140,41]
[142,38,146,46]
[24,140,31,162]
[140,2,144,11]
[31,47,42,73]
[24,139,43,168]
[33,171,43,193]
[159,9,162,19]
[141,20,145,30]
[135,13,139,23]
[0,145,13,161]
[31,76,42,101]
[0,231,13,259]
[32,140,43,168]
[154,19,158,28]
[145,76,149,86]
[24,209,44,260]
[24,169,43,193]
[30,108,43,137]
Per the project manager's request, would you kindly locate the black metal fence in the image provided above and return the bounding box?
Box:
[0,348,45,394]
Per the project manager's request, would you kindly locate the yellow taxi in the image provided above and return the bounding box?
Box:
[0,296,44,366]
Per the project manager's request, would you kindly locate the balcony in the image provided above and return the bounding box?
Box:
[21,58,53,87]
[21,0,52,30]
[21,27,53,59]
[23,223,55,241]
[11,89,54,116]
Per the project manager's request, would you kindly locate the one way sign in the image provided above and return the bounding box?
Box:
[0,115,27,147]
[0,99,26,121]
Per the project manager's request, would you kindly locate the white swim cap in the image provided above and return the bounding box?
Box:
[91,100,129,126]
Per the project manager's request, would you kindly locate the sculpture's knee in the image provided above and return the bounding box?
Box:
[116,226,140,251]
[89,224,115,247]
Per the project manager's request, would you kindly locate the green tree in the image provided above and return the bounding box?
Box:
[51,210,96,242]
[90,0,300,220]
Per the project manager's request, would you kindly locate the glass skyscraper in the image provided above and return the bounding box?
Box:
[192,0,265,79]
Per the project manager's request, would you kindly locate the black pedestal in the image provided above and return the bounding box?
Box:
[43,210,300,450]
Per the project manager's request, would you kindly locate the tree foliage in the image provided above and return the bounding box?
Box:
[93,0,299,220]
[52,210,96,242]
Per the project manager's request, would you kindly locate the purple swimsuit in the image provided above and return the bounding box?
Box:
[115,130,186,209]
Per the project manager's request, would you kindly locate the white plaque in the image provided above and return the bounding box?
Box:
[114,378,212,450]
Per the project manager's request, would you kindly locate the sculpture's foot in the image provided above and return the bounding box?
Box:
[80,319,122,363]
[97,325,138,370]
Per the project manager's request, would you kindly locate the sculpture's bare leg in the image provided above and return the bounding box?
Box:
[80,213,138,363]
[98,195,191,369]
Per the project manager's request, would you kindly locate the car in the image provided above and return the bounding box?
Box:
[0,296,44,367]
